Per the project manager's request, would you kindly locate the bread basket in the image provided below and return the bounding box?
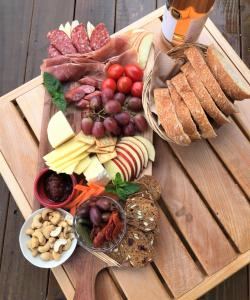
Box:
[142,43,208,143]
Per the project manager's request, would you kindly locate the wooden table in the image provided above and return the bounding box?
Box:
[0,2,250,300]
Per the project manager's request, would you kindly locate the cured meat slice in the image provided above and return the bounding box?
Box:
[47,29,77,55]
[65,85,95,102]
[71,24,92,54]
[78,76,100,88]
[48,45,61,58]
[90,23,110,51]
[84,91,102,100]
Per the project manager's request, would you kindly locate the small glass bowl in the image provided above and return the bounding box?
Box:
[73,196,126,252]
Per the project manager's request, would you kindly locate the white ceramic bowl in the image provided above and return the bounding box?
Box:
[19,208,77,268]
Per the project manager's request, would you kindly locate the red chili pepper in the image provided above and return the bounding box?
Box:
[93,231,106,247]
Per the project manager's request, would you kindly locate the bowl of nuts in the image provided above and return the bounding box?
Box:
[19,208,77,268]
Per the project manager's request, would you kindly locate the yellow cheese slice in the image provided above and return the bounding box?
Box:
[51,152,90,173]
[97,151,117,164]
[43,137,83,162]
[59,161,79,175]
[74,156,92,175]
[76,131,95,145]
[46,144,92,168]
[47,111,75,148]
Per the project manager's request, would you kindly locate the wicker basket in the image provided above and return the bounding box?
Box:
[142,43,208,143]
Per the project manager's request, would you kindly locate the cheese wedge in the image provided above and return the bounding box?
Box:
[77,132,95,145]
[60,161,79,175]
[47,111,75,148]
[51,152,89,173]
[87,21,95,39]
[74,156,92,175]
[84,156,110,186]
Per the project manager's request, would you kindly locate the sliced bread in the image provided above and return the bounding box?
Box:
[154,88,191,146]
[171,73,217,139]
[181,62,230,126]
[135,175,162,202]
[206,45,250,100]
[167,80,201,140]
[184,46,237,115]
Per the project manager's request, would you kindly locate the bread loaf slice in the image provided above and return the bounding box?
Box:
[184,46,237,115]
[171,73,217,139]
[181,62,230,126]
[206,45,250,100]
[167,80,201,140]
[154,88,191,145]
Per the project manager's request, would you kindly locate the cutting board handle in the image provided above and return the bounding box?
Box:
[73,248,107,300]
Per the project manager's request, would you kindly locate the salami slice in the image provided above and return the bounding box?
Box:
[84,90,102,100]
[48,44,62,58]
[65,85,96,102]
[78,76,99,88]
[90,23,110,51]
[71,24,92,54]
[47,29,77,55]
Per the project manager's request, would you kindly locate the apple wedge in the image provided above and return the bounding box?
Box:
[116,148,135,180]
[104,159,126,181]
[134,136,155,162]
[121,137,149,168]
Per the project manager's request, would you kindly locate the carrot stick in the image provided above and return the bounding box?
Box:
[74,185,88,192]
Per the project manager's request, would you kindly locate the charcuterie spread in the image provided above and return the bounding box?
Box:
[19,17,250,274]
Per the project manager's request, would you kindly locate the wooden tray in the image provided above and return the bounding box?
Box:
[1,6,250,300]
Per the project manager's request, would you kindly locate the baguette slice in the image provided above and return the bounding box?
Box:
[206,45,250,100]
[171,73,217,139]
[154,88,191,145]
[167,80,201,140]
[181,62,229,126]
[185,46,237,115]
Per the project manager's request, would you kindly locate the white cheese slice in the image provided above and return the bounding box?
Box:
[50,152,89,173]
[59,24,65,32]
[84,156,110,186]
[59,161,79,175]
[47,111,75,149]
[71,20,80,32]
[64,22,72,37]
[87,21,95,39]
[74,156,92,175]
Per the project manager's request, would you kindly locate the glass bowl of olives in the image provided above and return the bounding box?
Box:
[73,195,126,252]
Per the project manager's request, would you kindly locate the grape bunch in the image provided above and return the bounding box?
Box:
[81,87,148,138]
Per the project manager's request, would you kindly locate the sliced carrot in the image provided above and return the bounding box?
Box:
[74,185,88,192]
[70,206,76,216]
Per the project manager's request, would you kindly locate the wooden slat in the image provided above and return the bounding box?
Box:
[25,0,75,81]
[154,210,204,297]
[47,272,66,300]
[16,85,45,140]
[234,102,250,139]
[0,177,9,264]
[112,265,171,300]
[208,121,250,197]
[171,140,250,253]
[96,271,123,300]
[75,0,116,34]
[154,137,237,275]
[0,102,38,206]
[240,0,250,68]
[0,0,33,95]
[0,196,48,300]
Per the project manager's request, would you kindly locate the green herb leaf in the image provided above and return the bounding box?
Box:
[43,72,67,112]
[113,172,123,185]
[122,183,140,195]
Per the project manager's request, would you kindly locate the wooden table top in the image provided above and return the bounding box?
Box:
[0,2,250,300]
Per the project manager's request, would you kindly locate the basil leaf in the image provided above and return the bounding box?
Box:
[113,173,123,185]
[105,185,116,194]
[53,92,67,112]
[116,187,128,201]
[122,183,140,195]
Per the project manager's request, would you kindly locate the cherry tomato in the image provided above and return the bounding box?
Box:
[102,78,117,91]
[124,64,143,81]
[107,64,124,80]
[117,76,133,94]
[131,81,143,97]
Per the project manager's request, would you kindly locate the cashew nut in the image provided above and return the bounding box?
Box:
[32,249,38,257]
[50,226,62,237]
[38,241,51,253]
[27,239,33,249]
[31,236,39,249]
[63,239,72,251]
[32,229,46,245]
[25,228,34,236]
[50,211,61,225]
[59,232,64,239]
[54,239,67,253]
[42,221,51,228]
[64,215,73,226]
[31,214,43,229]
[40,252,51,261]
[52,251,61,261]
[42,208,53,221]
[69,232,75,240]
[48,237,56,248]
[42,225,55,239]
[58,221,68,228]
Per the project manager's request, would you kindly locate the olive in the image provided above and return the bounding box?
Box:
[77,205,90,218]
[96,198,111,211]
[101,212,111,222]
[89,207,102,226]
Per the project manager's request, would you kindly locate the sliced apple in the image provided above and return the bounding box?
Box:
[134,136,155,162]
[104,159,125,181]
[121,137,149,168]
[113,158,129,181]
[116,149,134,180]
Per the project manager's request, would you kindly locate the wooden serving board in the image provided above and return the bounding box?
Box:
[1,6,250,300]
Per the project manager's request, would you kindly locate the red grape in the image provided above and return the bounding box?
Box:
[92,121,105,138]
[81,117,94,135]
[127,97,143,111]
[103,117,119,134]
[123,122,136,136]
[112,125,122,136]
[104,100,122,114]
[102,88,114,100]
[115,112,130,126]
[90,95,102,111]
[113,92,126,105]
[134,114,148,132]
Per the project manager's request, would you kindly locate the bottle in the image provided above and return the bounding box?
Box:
[162,0,215,44]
